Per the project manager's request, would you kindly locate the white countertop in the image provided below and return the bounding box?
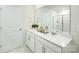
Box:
[26,28,72,47]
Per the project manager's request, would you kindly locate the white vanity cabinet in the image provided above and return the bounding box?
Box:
[26,31,35,52]
[26,30,62,53]
[26,30,63,53]
[35,39,56,53]
[35,35,62,53]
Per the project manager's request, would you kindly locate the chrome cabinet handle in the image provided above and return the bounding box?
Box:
[42,47,45,53]
[28,36,30,41]
[19,28,22,31]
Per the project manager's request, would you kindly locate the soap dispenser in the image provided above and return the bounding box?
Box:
[44,26,48,33]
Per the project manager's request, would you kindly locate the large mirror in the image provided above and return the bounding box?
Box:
[36,5,70,34]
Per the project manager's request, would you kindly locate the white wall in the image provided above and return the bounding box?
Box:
[23,5,36,29]
[71,6,79,47]
[0,8,2,51]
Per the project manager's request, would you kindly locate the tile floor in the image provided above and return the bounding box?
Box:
[9,45,32,53]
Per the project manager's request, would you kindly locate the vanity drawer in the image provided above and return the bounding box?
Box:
[35,35,62,53]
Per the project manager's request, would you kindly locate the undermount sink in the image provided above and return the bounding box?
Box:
[51,32,57,35]
[42,32,49,34]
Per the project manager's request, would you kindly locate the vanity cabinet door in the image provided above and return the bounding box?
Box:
[35,39,43,53]
[28,36,35,52]
[26,31,35,52]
